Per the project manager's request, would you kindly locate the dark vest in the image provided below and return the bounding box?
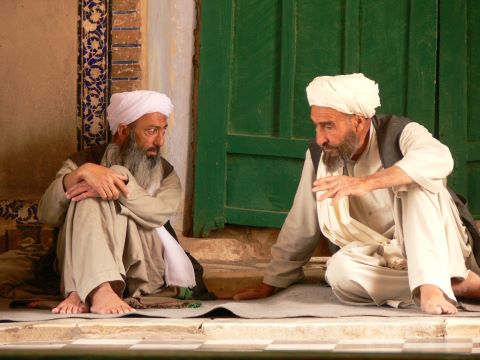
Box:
[308,115,480,267]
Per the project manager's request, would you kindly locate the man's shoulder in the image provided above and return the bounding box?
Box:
[373,114,412,129]
[68,144,108,166]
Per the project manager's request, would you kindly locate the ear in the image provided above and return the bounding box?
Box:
[115,123,130,144]
[352,115,368,132]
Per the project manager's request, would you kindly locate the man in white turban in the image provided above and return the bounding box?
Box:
[232,73,480,315]
[38,90,210,314]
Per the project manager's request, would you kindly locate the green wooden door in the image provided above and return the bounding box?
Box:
[438,0,480,217]
[192,0,472,237]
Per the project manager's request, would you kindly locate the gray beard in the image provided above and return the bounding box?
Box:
[321,130,359,173]
[103,133,164,191]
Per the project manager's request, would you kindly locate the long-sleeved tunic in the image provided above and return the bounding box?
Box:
[264,122,473,306]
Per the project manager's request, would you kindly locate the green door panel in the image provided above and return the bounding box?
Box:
[193,0,477,236]
[359,0,437,130]
[226,154,304,210]
[465,0,480,218]
[230,0,281,136]
[439,0,480,218]
[293,0,347,139]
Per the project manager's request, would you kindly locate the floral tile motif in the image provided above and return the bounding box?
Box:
[0,200,38,224]
[77,0,111,149]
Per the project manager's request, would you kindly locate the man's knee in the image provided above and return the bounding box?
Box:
[72,196,104,210]
[325,252,356,290]
[325,251,375,303]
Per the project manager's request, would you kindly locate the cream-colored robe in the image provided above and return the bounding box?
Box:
[264,122,474,306]
[37,158,181,302]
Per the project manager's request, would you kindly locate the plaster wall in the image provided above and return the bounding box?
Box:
[0,0,78,200]
[147,0,196,231]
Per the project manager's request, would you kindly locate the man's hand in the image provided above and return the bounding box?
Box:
[64,163,130,201]
[232,282,276,300]
[312,175,370,205]
[66,181,100,202]
[312,166,415,205]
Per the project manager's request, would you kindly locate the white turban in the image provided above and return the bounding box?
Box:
[107,90,173,134]
[306,73,380,118]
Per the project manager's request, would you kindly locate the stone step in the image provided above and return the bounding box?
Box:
[1,317,479,343]
[201,258,327,295]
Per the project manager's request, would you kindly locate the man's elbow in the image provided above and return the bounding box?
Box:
[442,148,455,176]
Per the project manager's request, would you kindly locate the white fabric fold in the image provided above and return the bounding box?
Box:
[107,90,173,134]
[146,184,196,289]
[154,226,196,288]
[316,157,391,249]
[306,73,380,118]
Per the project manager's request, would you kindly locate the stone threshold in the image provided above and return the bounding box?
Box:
[1,317,479,343]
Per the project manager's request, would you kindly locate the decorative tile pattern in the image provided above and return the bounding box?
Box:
[0,338,478,354]
[0,200,38,224]
[77,0,111,149]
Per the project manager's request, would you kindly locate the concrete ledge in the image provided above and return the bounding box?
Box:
[200,317,447,340]
[3,316,480,343]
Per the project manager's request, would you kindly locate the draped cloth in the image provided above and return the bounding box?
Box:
[145,186,196,289]
[154,227,196,288]
[306,73,381,118]
[315,156,392,249]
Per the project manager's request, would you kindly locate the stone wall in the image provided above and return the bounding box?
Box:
[0,0,78,251]
[146,0,196,232]
[0,0,78,200]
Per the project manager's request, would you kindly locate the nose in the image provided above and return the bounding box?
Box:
[153,131,164,147]
[316,127,327,147]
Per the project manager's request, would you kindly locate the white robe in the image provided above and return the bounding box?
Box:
[264,122,475,306]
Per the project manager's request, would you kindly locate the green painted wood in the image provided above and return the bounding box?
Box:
[227,135,307,159]
[292,0,344,139]
[229,0,281,136]
[343,0,360,73]
[467,164,480,216]
[405,0,437,130]
[467,0,480,142]
[226,154,303,212]
[438,0,468,195]
[360,0,410,117]
[466,0,480,218]
[278,0,296,139]
[225,207,287,228]
[194,0,478,234]
[467,144,480,163]
[192,1,233,236]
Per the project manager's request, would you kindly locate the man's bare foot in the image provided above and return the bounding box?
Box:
[52,292,89,314]
[89,282,135,314]
[452,271,480,299]
[420,284,457,315]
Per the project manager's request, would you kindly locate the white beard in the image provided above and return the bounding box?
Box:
[102,142,164,192]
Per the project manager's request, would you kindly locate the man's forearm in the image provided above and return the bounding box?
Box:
[363,165,414,192]
[63,167,84,191]
[313,165,416,203]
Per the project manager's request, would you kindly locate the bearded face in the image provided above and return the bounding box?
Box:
[103,130,164,191]
[321,128,359,173]
[118,131,164,190]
